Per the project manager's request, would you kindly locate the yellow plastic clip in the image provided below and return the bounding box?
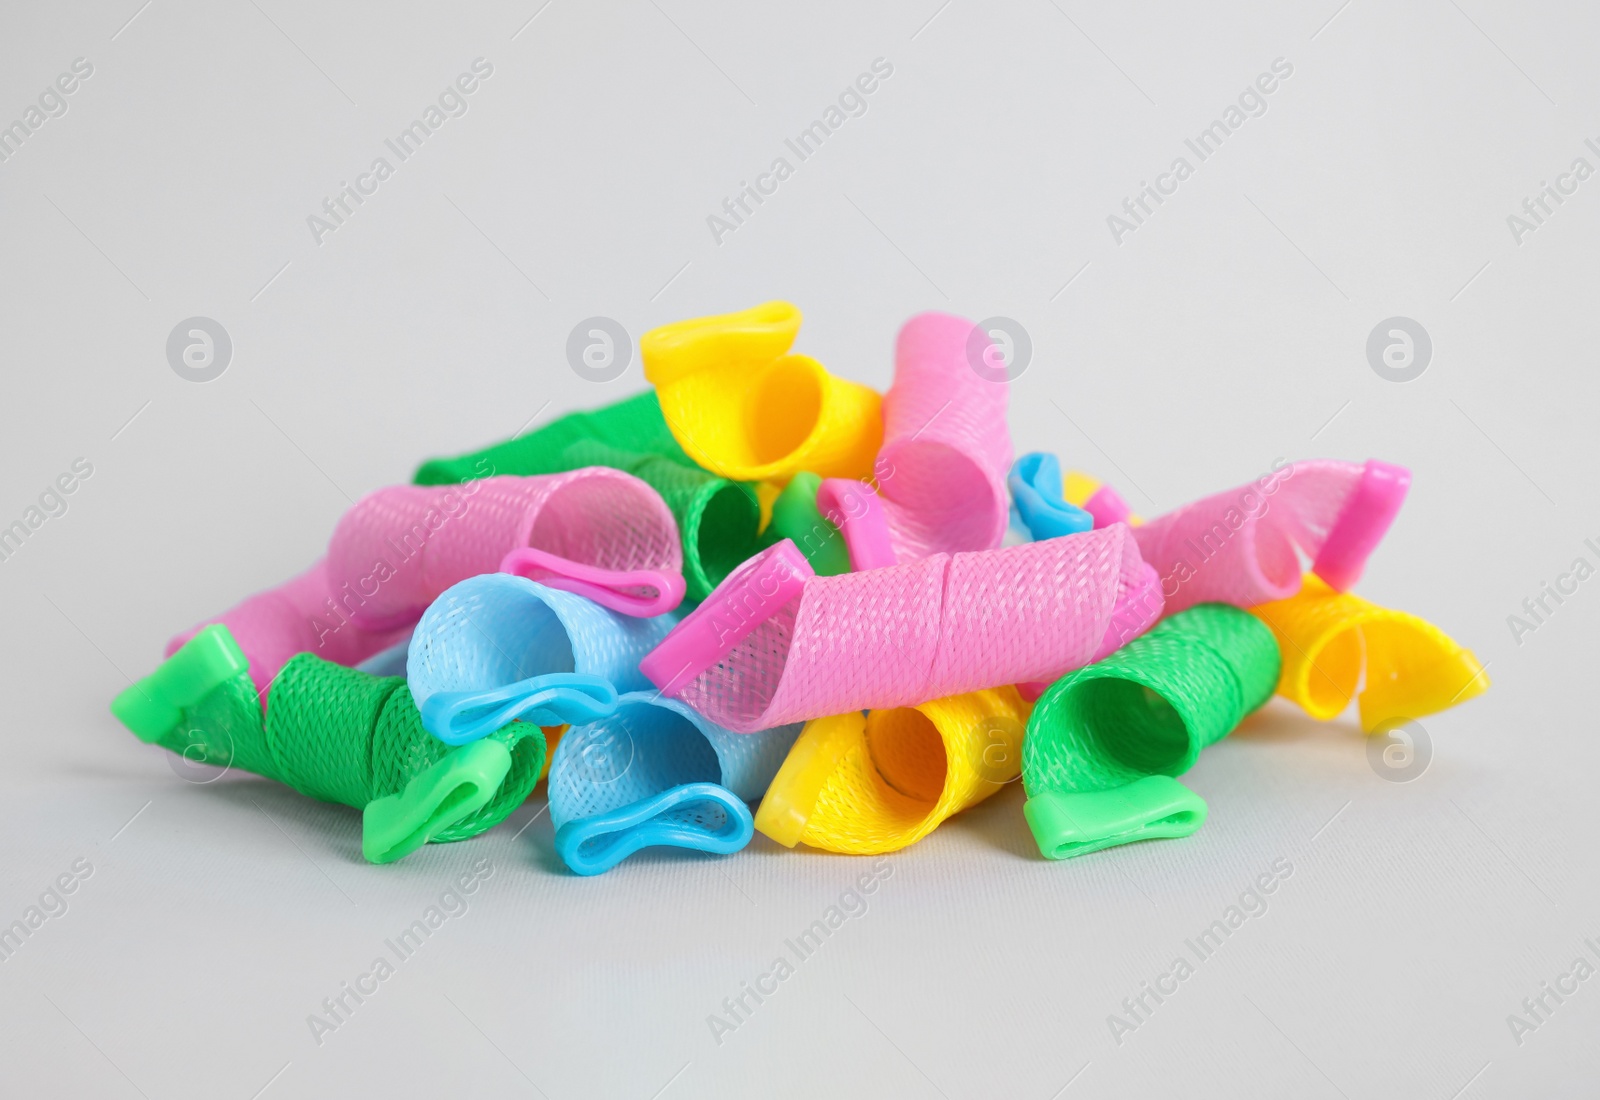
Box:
[640,302,883,486]
[754,687,1031,854]
[1250,574,1489,732]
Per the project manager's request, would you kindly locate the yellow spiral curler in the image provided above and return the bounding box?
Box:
[754,686,1031,854]
[1249,575,1489,732]
[640,301,883,485]
[755,481,782,533]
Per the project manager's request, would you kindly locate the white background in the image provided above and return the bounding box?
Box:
[1,1,1596,1096]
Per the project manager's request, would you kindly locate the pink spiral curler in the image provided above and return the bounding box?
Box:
[641,526,1161,733]
[324,468,684,628]
[164,559,413,694]
[820,313,1013,569]
[1133,458,1410,615]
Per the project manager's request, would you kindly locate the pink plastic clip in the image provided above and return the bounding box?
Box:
[1084,484,1133,529]
[1311,460,1411,592]
[815,478,898,571]
[498,547,686,618]
[639,541,813,697]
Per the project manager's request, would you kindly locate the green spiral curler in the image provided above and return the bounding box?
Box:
[412,390,763,602]
[1021,604,1280,860]
[766,471,852,576]
[113,625,546,864]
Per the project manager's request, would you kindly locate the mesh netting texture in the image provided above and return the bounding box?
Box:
[166,468,678,693]
[411,391,761,602]
[414,389,693,483]
[112,298,1493,869]
[325,468,681,628]
[1132,459,1404,614]
[1251,574,1488,731]
[148,646,545,847]
[664,524,1160,733]
[149,656,277,780]
[166,558,415,693]
[547,693,800,872]
[407,573,676,739]
[640,301,883,485]
[755,686,1031,854]
[1022,604,1281,799]
[865,311,1014,562]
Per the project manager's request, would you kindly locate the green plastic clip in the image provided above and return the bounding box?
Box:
[768,471,853,576]
[362,739,513,864]
[1022,776,1207,860]
[111,625,251,744]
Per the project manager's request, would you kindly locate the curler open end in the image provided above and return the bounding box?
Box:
[754,712,861,848]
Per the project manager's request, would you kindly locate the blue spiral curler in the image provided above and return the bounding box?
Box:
[547,693,801,875]
[407,573,677,745]
[1009,452,1094,541]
